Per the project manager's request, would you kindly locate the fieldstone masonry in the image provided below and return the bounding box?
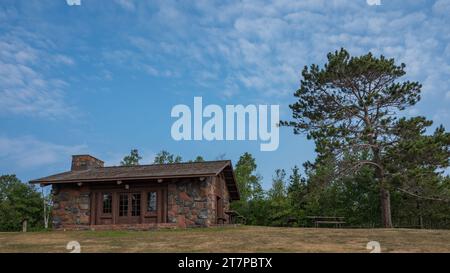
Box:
[51,175,231,229]
[167,175,230,228]
[52,184,91,229]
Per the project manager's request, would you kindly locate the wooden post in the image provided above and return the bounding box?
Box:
[140,190,145,224]
[112,192,117,225]
[22,219,28,232]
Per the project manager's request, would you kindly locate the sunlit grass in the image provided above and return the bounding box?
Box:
[1,226,449,253]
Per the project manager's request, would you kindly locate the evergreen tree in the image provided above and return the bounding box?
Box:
[267,169,291,226]
[268,169,287,201]
[120,149,142,166]
[153,150,182,164]
[287,165,307,211]
[234,152,263,202]
[386,117,450,228]
[188,156,205,163]
[231,152,265,225]
[282,48,422,227]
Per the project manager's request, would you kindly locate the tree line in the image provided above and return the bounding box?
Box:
[235,49,450,228]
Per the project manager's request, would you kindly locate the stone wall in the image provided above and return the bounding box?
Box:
[52,184,91,229]
[51,175,232,229]
[71,155,104,171]
[167,175,231,228]
[167,178,210,228]
[207,175,230,225]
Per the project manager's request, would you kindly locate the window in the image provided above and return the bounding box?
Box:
[102,193,112,214]
[131,193,141,216]
[119,194,128,216]
[147,192,157,212]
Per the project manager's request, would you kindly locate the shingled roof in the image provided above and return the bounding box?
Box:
[30,160,239,200]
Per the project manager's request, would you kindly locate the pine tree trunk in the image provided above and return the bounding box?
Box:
[416,199,423,229]
[380,186,393,228]
[372,145,393,228]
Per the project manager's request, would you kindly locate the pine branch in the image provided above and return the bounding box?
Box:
[396,187,450,203]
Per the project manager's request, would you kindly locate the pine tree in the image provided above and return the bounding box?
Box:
[153,150,182,164]
[120,149,142,166]
[282,48,422,227]
[287,165,307,210]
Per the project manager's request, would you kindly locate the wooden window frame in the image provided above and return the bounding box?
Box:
[91,183,168,225]
[119,193,129,217]
[146,191,158,215]
[101,192,113,216]
[131,193,141,217]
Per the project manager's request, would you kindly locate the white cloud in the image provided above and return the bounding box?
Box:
[53,54,75,66]
[97,0,450,120]
[407,107,420,116]
[0,135,87,169]
[445,91,450,100]
[433,109,450,125]
[114,0,135,11]
[66,0,81,6]
[432,0,450,15]
[0,30,75,118]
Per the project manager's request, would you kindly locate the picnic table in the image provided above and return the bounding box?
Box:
[306,216,346,228]
[217,217,227,225]
[225,210,246,225]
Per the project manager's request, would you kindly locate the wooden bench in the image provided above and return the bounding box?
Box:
[286,217,298,226]
[306,216,345,228]
[217,217,227,225]
[225,210,246,225]
[236,215,246,224]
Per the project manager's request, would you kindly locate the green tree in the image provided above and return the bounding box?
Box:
[0,175,44,231]
[267,169,291,226]
[385,117,450,228]
[386,117,450,194]
[233,152,263,201]
[153,150,182,164]
[268,169,287,201]
[120,149,142,166]
[282,48,421,227]
[287,165,307,211]
[336,168,381,227]
[230,152,265,225]
[188,156,205,162]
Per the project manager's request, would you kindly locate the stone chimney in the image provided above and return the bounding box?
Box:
[71,155,104,171]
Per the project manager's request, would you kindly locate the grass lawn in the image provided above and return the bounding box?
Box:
[0,226,449,253]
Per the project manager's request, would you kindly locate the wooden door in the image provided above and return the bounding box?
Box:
[94,192,115,225]
[118,192,142,224]
[118,193,129,224]
[92,186,168,226]
[129,193,141,224]
[216,196,223,223]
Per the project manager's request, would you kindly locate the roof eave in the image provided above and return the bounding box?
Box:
[29,173,218,185]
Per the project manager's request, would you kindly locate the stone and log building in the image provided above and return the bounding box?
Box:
[30,155,240,230]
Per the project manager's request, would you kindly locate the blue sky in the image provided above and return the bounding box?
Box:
[1,0,450,189]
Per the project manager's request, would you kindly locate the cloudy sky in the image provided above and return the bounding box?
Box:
[1,0,449,188]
